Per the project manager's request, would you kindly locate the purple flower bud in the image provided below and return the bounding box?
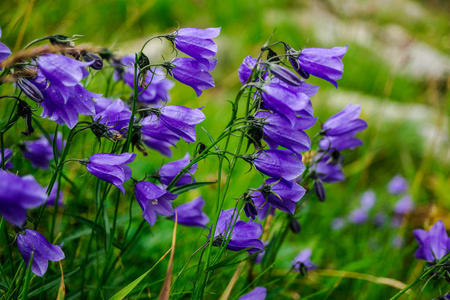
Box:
[174,196,209,228]
[0,148,13,169]
[213,209,264,254]
[81,51,103,70]
[0,27,11,63]
[394,194,414,215]
[22,133,64,170]
[17,229,65,276]
[0,170,47,226]
[85,153,136,194]
[159,153,197,186]
[269,63,302,86]
[388,175,408,195]
[253,150,305,181]
[169,57,215,96]
[17,78,44,103]
[313,180,326,202]
[172,27,221,62]
[238,287,267,300]
[135,181,177,226]
[292,248,317,274]
[289,218,302,234]
[413,220,450,262]
[297,45,348,88]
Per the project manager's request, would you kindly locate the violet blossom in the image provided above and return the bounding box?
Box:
[142,136,173,157]
[174,196,209,228]
[0,148,13,169]
[0,170,47,226]
[84,153,136,194]
[292,248,317,274]
[0,27,11,63]
[46,183,64,207]
[159,153,197,186]
[212,209,264,254]
[413,220,450,263]
[21,133,64,170]
[388,175,408,195]
[135,181,177,226]
[238,287,267,300]
[17,229,65,276]
[94,97,132,131]
[251,150,305,181]
[170,27,221,62]
[394,194,414,215]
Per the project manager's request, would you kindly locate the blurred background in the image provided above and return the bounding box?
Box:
[1,0,449,299]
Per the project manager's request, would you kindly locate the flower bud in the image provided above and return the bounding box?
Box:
[81,51,103,70]
[289,218,302,234]
[17,78,43,103]
[313,180,326,202]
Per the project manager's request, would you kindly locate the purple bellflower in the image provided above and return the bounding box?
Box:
[141,105,205,144]
[331,217,346,230]
[313,154,345,184]
[142,136,173,157]
[213,209,264,254]
[167,57,215,96]
[413,220,450,263]
[0,27,11,63]
[250,150,305,181]
[171,27,221,63]
[348,208,368,224]
[0,148,14,169]
[253,178,306,215]
[388,175,408,195]
[17,229,65,276]
[22,133,64,170]
[159,153,197,186]
[174,196,209,228]
[238,287,267,300]
[135,181,177,226]
[394,194,414,215]
[238,55,259,84]
[94,97,132,131]
[117,56,174,105]
[46,183,64,207]
[293,45,348,88]
[84,153,136,194]
[0,170,47,226]
[292,248,317,274]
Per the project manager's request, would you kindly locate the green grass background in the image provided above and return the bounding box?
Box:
[0,0,449,299]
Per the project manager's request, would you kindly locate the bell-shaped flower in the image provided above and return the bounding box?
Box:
[0,170,47,226]
[255,111,311,155]
[238,287,267,300]
[168,57,215,96]
[159,153,197,186]
[294,45,348,88]
[142,136,173,157]
[135,181,177,226]
[0,148,14,169]
[0,27,11,63]
[321,104,367,137]
[174,196,209,228]
[413,220,450,263]
[252,178,306,215]
[212,209,264,254]
[394,194,414,215]
[17,229,65,276]
[238,55,258,84]
[388,174,408,195]
[291,248,317,274]
[348,208,368,224]
[46,183,64,207]
[21,133,64,170]
[250,150,305,181]
[84,153,136,194]
[313,154,345,184]
[94,98,132,131]
[171,27,221,62]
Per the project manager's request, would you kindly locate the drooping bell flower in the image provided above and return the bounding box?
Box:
[169,27,221,63]
[212,209,264,254]
[135,181,177,226]
[142,135,173,157]
[0,148,13,169]
[174,196,209,228]
[313,154,345,183]
[254,111,311,155]
[238,287,267,300]
[252,178,306,215]
[247,150,305,181]
[21,133,64,170]
[238,55,258,84]
[159,153,197,186]
[292,248,317,275]
[348,208,368,224]
[166,57,215,96]
[413,220,450,263]
[0,27,11,64]
[83,153,136,194]
[360,190,376,211]
[17,229,65,276]
[46,183,64,207]
[0,170,47,226]
[394,194,414,215]
[388,174,408,195]
[94,98,132,131]
[292,45,348,88]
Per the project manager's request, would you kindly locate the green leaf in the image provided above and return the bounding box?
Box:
[170,181,216,194]
[21,252,34,300]
[201,127,219,150]
[65,213,105,235]
[205,247,255,272]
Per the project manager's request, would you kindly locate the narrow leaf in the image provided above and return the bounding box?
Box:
[159,211,178,300]
[219,262,243,300]
[56,261,65,300]
[201,127,219,150]
[170,181,216,194]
